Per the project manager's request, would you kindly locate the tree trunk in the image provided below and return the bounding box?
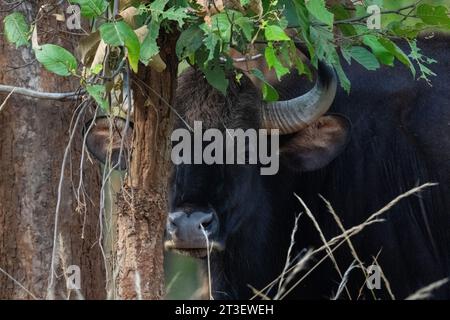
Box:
[0,2,105,299]
[115,33,178,299]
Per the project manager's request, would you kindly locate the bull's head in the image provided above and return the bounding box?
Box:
[165,52,351,258]
[82,49,350,260]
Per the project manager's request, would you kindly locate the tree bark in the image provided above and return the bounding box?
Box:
[0,2,105,299]
[115,33,178,299]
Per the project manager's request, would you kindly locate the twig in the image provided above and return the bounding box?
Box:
[0,266,38,300]
[46,101,89,299]
[328,4,418,26]
[0,0,24,12]
[0,84,82,100]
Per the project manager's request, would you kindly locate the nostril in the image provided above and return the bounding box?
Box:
[167,211,217,239]
[200,219,212,230]
[167,212,184,233]
[198,213,214,231]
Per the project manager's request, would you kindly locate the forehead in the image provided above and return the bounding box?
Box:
[174,68,262,130]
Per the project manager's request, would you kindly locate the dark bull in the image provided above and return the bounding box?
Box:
[84,35,450,299]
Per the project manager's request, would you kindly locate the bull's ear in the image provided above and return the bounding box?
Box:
[280,115,351,172]
[83,116,133,170]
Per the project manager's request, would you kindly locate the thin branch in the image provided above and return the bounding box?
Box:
[331,5,417,26]
[0,0,24,12]
[0,266,38,300]
[287,3,420,29]
[46,101,89,299]
[0,84,82,100]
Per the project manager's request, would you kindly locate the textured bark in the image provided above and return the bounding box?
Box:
[0,3,105,299]
[115,33,178,299]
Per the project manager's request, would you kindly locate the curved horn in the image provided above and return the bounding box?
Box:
[261,62,337,134]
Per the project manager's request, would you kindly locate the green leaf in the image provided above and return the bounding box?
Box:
[140,21,160,65]
[176,25,204,59]
[90,63,103,75]
[264,25,290,41]
[211,13,232,40]
[387,21,421,39]
[69,0,108,18]
[334,61,350,93]
[330,49,350,93]
[378,38,415,77]
[202,32,220,63]
[3,12,29,48]
[99,21,140,72]
[202,65,229,95]
[251,69,279,102]
[149,0,170,15]
[330,4,356,36]
[305,0,334,27]
[283,0,310,30]
[416,4,450,27]
[163,7,189,27]
[408,40,437,85]
[235,16,254,41]
[348,46,380,71]
[34,44,78,76]
[86,84,109,111]
[362,35,394,66]
[310,25,334,66]
[340,45,352,64]
[265,43,289,80]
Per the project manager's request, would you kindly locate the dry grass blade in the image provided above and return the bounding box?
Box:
[274,213,302,299]
[371,251,395,300]
[405,278,449,300]
[201,225,214,300]
[272,183,436,300]
[295,194,352,299]
[366,183,438,223]
[332,260,357,300]
[279,183,435,299]
[248,285,271,300]
[278,249,314,296]
[320,194,378,300]
[165,272,181,298]
[251,219,382,300]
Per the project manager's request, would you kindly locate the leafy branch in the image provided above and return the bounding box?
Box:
[2,0,450,104]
